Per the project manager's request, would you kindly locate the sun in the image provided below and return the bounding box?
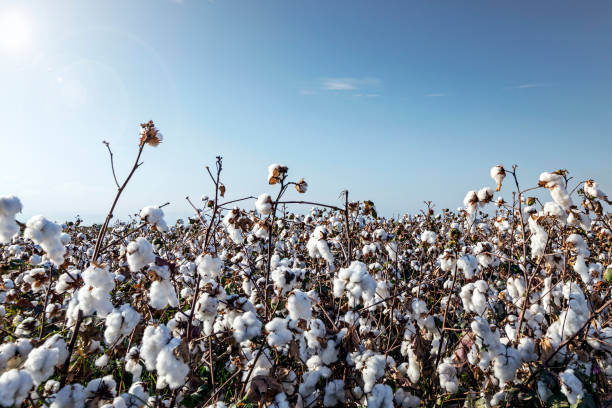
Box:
[0,11,30,51]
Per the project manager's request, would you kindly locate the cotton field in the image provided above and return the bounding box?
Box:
[0,122,610,408]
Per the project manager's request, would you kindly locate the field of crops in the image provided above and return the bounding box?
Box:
[0,122,610,407]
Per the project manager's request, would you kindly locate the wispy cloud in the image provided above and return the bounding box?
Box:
[425,93,446,97]
[508,83,553,90]
[321,77,381,91]
[355,93,381,98]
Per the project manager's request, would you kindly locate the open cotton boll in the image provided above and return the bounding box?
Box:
[323,379,345,407]
[112,382,149,408]
[394,389,420,408]
[437,357,459,393]
[287,290,312,321]
[0,369,33,407]
[265,318,293,347]
[457,254,478,279]
[104,304,141,345]
[156,338,189,390]
[139,206,168,232]
[573,255,591,285]
[255,194,273,215]
[333,261,377,307]
[149,278,179,310]
[94,354,109,368]
[477,187,494,205]
[23,334,68,385]
[306,226,335,269]
[222,209,244,244]
[69,264,115,320]
[125,347,142,381]
[539,172,573,210]
[268,163,288,185]
[271,265,305,295]
[85,375,117,400]
[420,230,436,245]
[49,383,86,408]
[463,191,479,214]
[126,237,155,272]
[567,234,590,257]
[196,254,224,281]
[559,368,584,405]
[527,216,548,259]
[584,179,610,202]
[490,165,506,191]
[141,325,171,371]
[543,201,567,222]
[232,311,262,343]
[352,351,394,393]
[0,196,22,244]
[367,383,394,408]
[24,215,66,266]
[492,346,521,388]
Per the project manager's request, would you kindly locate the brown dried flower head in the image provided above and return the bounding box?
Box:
[295,178,308,194]
[139,120,163,147]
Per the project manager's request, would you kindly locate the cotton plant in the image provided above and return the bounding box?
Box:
[0,196,22,244]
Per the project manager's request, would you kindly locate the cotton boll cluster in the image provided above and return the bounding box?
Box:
[24,215,66,266]
[539,171,573,210]
[0,369,33,407]
[333,261,377,307]
[232,311,262,343]
[255,193,273,215]
[23,335,68,385]
[420,230,436,245]
[457,254,479,279]
[126,237,155,272]
[559,368,584,405]
[306,226,335,269]
[140,325,188,390]
[139,206,168,232]
[148,264,178,310]
[0,196,22,244]
[268,163,288,185]
[437,357,459,393]
[104,304,141,345]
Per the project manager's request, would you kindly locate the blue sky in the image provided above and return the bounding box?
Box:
[1,0,611,223]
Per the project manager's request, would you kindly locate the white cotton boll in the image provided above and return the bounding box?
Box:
[268,163,287,184]
[537,380,552,402]
[255,194,273,215]
[141,325,171,371]
[457,254,479,279]
[0,196,22,244]
[367,383,394,408]
[420,230,436,245]
[539,172,573,209]
[265,318,293,347]
[196,254,224,281]
[518,337,537,362]
[405,346,421,383]
[126,237,155,272]
[104,304,141,345]
[528,216,548,259]
[156,338,189,390]
[543,201,567,222]
[567,234,590,257]
[359,353,392,393]
[287,290,312,321]
[232,311,262,343]
[0,369,33,407]
[333,261,377,307]
[149,279,179,310]
[306,226,335,269]
[492,346,521,388]
[573,255,591,285]
[477,187,494,204]
[23,335,67,385]
[85,375,117,400]
[140,206,168,232]
[24,215,66,266]
[385,242,398,262]
[437,357,458,393]
[49,384,86,408]
[394,388,420,408]
[490,165,506,191]
[23,348,59,385]
[125,348,142,381]
[75,264,115,318]
[463,191,479,214]
[490,391,508,407]
[95,354,109,368]
[323,379,345,407]
[560,368,583,405]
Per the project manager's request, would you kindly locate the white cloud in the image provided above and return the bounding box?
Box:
[508,83,552,89]
[321,77,381,91]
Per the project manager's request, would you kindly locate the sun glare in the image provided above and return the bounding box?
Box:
[0,11,30,51]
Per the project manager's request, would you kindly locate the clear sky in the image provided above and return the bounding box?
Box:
[1,0,611,224]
